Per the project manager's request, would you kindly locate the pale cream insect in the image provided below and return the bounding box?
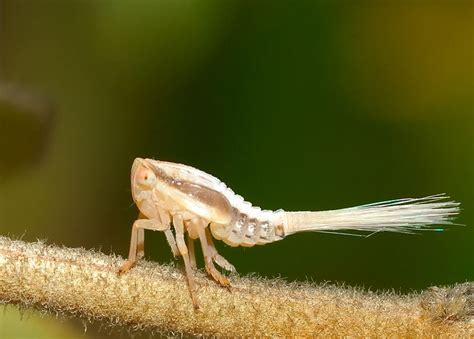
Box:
[118,158,460,308]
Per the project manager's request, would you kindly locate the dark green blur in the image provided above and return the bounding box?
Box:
[0,1,472,336]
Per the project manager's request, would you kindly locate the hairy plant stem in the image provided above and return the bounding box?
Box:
[0,236,472,336]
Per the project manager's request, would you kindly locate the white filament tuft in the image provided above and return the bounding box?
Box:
[284,194,460,236]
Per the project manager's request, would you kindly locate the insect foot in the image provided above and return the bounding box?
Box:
[117,260,136,275]
[205,257,230,287]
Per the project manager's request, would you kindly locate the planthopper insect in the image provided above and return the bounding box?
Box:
[118,158,460,308]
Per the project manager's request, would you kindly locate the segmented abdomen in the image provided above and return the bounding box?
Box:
[210,203,285,247]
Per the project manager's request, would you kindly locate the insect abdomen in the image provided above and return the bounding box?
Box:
[210,204,285,247]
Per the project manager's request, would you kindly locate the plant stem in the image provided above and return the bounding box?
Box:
[0,236,472,336]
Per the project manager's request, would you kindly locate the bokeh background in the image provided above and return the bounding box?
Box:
[1,1,473,337]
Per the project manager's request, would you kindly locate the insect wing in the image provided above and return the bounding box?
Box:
[153,160,223,191]
[165,180,233,224]
[145,159,234,224]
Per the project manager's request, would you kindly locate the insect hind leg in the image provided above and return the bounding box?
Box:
[194,220,231,287]
[205,228,235,272]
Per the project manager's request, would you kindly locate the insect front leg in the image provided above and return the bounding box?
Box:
[136,213,146,259]
[158,207,179,257]
[195,220,230,287]
[173,214,199,309]
[118,217,168,274]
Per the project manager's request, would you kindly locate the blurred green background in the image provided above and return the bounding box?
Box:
[0,1,472,337]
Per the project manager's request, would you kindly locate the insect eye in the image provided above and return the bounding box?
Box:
[136,168,156,187]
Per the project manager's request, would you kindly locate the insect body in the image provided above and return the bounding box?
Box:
[119,158,460,308]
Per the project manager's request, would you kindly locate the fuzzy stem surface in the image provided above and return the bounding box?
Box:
[0,236,472,336]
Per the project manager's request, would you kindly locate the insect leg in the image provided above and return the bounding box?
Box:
[164,229,179,257]
[136,213,146,259]
[187,234,197,270]
[158,207,179,257]
[196,221,230,287]
[173,214,200,309]
[205,228,235,272]
[118,218,165,274]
